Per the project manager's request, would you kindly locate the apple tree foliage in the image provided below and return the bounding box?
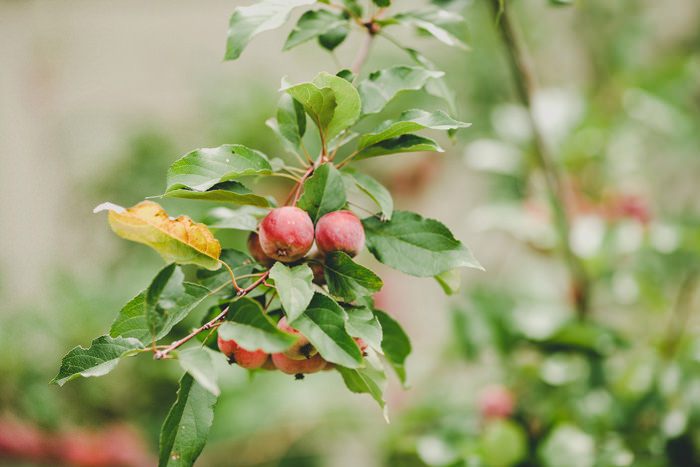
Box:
[52,1,481,465]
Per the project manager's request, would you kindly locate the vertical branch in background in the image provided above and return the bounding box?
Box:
[351,32,375,74]
[662,270,698,358]
[489,0,592,318]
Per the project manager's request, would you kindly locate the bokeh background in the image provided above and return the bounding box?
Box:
[1,0,700,465]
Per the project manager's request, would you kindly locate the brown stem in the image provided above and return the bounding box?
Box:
[489,0,592,318]
[154,306,229,360]
[335,150,359,169]
[291,165,315,206]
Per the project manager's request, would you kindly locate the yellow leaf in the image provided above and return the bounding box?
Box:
[95,201,222,270]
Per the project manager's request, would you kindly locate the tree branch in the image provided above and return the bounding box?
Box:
[489,0,592,318]
[154,271,271,360]
[154,6,389,362]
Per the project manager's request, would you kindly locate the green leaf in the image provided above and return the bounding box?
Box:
[95,201,222,271]
[434,268,461,295]
[276,94,307,148]
[356,134,442,160]
[336,69,356,83]
[162,181,271,207]
[269,262,314,322]
[178,347,220,397]
[297,163,347,222]
[284,72,361,141]
[319,24,349,51]
[372,0,391,6]
[357,66,444,115]
[109,291,148,342]
[403,47,458,114]
[357,109,470,150]
[284,9,348,50]
[166,144,272,192]
[51,336,143,386]
[344,305,383,353]
[336,353,387,415]
[225,0,316,60]
[374,309,411,385]
[158,373,217,467]
[387,9,469,49]
[340,0,363,17]
[324,252,383,302]
[202,206,270,231]
[290,293,363,368]
[363,211,482,276]
[284,85,336,141]
[145,264,211,343]
[218,298,296,353]
[341,168,393,220]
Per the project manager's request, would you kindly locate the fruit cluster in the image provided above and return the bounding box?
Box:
[219,206,367,378]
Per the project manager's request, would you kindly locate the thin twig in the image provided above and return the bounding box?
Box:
[154,306,229,360]
[300,141,314,165]
[336,150,360,169]
[489,0,592,318]
[220,260,242,292]
[291,165,315,206]
[284,165,306,175]
[154,271,271,360]
[269,172,301,182]
[289,149,311,170]
[237,271,271,296]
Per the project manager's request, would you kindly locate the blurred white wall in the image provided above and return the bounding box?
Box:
[0,0,338,305]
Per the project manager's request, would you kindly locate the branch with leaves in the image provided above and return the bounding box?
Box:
[52,1,479,465]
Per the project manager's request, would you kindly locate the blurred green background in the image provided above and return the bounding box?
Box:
[1,0,699,466]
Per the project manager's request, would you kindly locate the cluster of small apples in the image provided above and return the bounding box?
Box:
[249,206,365,264]
[218,206,367,378]
[218,319,368,379]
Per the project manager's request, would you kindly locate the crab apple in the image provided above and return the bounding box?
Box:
[271,352,326,378]
[261,357,276,371]
[258,206,314,262]
[278,316,317,360]
[479,386,515,419]
[217,334,268,369]
[315,210,365,257]
[247,232,273,266]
